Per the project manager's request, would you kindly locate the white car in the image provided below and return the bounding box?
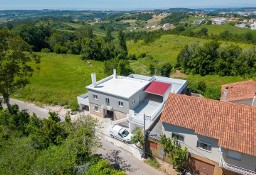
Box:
[109,125,132,143]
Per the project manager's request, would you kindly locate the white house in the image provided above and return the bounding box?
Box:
[77,70,187,132]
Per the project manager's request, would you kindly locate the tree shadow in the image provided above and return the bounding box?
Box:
[99,150,137,173]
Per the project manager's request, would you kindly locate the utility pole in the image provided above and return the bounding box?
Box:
[143,114,147,158]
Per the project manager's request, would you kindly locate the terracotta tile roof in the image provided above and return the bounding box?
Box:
[220,80,256,102]
[145,81,171,96]
[161,93,256,156]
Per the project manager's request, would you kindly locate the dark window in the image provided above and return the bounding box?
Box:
[106,98,110,105]
[172,133,184,142]
[118,101,123,107]
[197,141,211,151]
[93,94,98,100]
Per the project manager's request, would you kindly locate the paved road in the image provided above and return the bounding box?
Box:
[97,132,164,175]
[2,98,165,175]
[3,98,49,118]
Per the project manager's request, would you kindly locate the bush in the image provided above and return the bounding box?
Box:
[131,128,144,148]
[41,48,51,53]
[145,157,160,169]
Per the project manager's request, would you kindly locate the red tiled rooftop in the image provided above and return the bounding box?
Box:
[145,81,171,96]
[221,80,256,102]
[161,93,256,156]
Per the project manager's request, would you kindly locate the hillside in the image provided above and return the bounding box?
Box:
[14,53,106,109]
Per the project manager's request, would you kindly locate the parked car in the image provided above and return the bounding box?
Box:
[109,125,132,143]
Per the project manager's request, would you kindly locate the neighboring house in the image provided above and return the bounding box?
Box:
[158,93,256,175]
[212,17,227,25]
[162,23,175,30]
[77,70,187,132]
[249,18,256,23]
[235,23,246,28]
[251,22,256,30]
[194,19,205,25]
[220,80,256,106]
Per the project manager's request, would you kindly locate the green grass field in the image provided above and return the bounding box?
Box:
[127,34,255,67]
[14,34,256,107]
[14,53,106,108]
[193,23,256,35]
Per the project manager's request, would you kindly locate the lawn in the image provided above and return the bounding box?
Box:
[14,53,105,109]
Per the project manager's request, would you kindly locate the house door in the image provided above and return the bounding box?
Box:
[188,157,215,175]
[106,110,114,119]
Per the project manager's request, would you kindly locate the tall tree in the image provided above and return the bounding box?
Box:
[118,30,127,54]
[104,28,114,43]
[0,29,39,114]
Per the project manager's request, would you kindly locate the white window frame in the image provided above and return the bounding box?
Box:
[197,140,212,152]
[132,100,135,105]
[93,94,98,100]
[171,133,185,142]
[94,105,99,112]
[118,101,124,107]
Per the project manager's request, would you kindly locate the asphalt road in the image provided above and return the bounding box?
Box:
[2,98,49,118]
[2,98,165,175]
[97,132,164,175]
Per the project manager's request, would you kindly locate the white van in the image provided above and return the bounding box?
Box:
[109,125,132,143]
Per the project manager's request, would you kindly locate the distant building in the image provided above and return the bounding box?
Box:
[194,19,205,25]
[251,22,256,30]
[162,23,175,30]
[211,17,227,25]
[220,80,256,106]
[235,23,246,28]
[249,18,256,23]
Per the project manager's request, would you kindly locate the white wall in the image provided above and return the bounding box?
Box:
[162,123,221,163]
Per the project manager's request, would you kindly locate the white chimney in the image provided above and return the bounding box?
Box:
[223,87,228,101]
[91,73,96,87]
[113,69,117,79]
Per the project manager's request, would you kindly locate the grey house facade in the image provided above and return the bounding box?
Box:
[78,70,187,132]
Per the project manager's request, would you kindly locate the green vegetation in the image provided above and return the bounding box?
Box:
[0,105,124,174]
[14,52,105,108]
[144,157,160,169]
[177,41,256,77]
[131,128,144,148]
[160,135,188,171]
[0,29,40,114]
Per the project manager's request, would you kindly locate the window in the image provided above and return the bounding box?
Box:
[132,100,135,105]
[172,133,184,142]
[197,141,211,151]
[94,106,99,112]
[227,150,241,161]
[93,94,98,100]
[105,98,110,105]
[118,101,123,107]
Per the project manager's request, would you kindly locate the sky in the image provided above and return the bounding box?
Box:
[0,0,256,10]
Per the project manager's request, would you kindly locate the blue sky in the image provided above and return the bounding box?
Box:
[0,0,256,10]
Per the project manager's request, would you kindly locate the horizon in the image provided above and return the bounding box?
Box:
[1,0,256,11]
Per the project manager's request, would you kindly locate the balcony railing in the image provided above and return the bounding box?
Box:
[128,102,164,128]
[219,157,256,175]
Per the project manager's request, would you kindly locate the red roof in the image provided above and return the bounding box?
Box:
[161,93,256,156]
[145,81,171,96]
